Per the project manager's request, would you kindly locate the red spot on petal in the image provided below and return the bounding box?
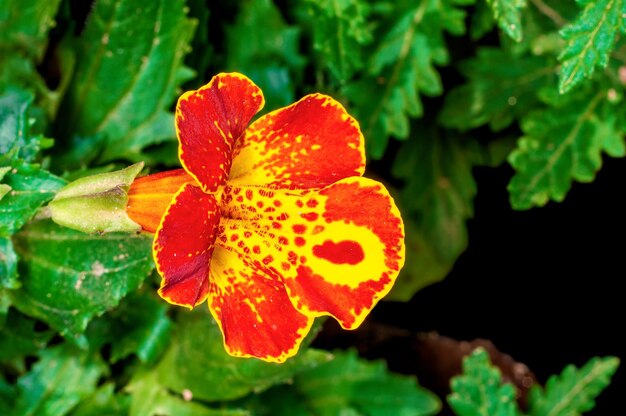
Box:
[263,255,274,265]
[296,200,304,208]
[281,262,291,271]
[295,237,306,247]
[246,189,254,200]
[244,231,252,238]
[253,245,261,254]
[277,213,289,221]
[288,251,298,265]
[273,200,282,207]
[236,196,244,202]
[313,240,364,265]
[230,234,239,242]
[257,201,264,208]
[313,225,324,234]
[302,212,318,221]
[272,222,282,229]
[306,199,318,208]
[292,224,306,234]
[278,236,289,245]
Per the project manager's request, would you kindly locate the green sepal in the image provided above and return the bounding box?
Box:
[49,163,144,233]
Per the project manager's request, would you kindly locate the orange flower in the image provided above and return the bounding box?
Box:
[127,73,404,362]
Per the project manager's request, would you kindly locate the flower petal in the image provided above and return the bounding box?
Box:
[208,244,313,363]
[229,94,365,189]
[177,73,264,192]
[154,183,220,308]
[127,169,194,233]
[219,176,404,330]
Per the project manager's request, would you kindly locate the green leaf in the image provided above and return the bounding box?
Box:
[11,220,153,344]
[448,348,519,416]
[0,308,53,372]
[508,88,623,209]
[49,162,144,234]
[156,308,331,402]
[226,0,305,111]
[60,0,196,164]
[343,0,468,158]
[388,129,508,300]
[485,0,526,42]
[529,356,619,416]
[0,372,16,415]
[294,349,440,416]
[439,48,555,132]
[470,0,496,40]
[127,370,249,416]
[0,0,62,60]
[87,290,172,364]
[70,383,131,416]
[0,164,65,237]
[13,343,107,416]
[0,237,18,289]
[0,89,53,166]
[303,0,372,83]
[558,0,626,94]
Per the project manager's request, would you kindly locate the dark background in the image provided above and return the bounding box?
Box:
[371,156,625,414]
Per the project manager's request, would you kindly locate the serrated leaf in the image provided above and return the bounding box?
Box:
[388,130,505,300]
[11,220,153,345]
[0,165,65,237]
[448,348,519,416]
[293,349,440,416]
[485,0,526,42]
[87,290,172,364]
[508,89,623,209]
[471,0,496,40]
[127,370,249,416]
[0,89,53,166]
[529,356,619,416]
[226,0,305,111]
[60,0,196,164]
[343,0,467,158]
[303,0,372,83]
[0,308,53,372]
[13,343,107,416]
[0,0,62,60]
[0,237,18,289]
[156,308,331,402]
[439,48,555,132]
[558,0,626,94]
[70,383,131,416]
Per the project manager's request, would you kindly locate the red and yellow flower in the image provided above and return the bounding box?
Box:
[126,73,404,363]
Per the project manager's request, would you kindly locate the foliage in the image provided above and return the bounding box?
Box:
[449,348,619,416]
[0,0,623,414]
[528,356,620,416]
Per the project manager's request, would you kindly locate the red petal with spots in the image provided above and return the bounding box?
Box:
[127,169,194,233]
[229,94,365,189]
[154,184,220,308]
[208,244,313,363]
[177,73,264,192]
[219,177,404,330]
